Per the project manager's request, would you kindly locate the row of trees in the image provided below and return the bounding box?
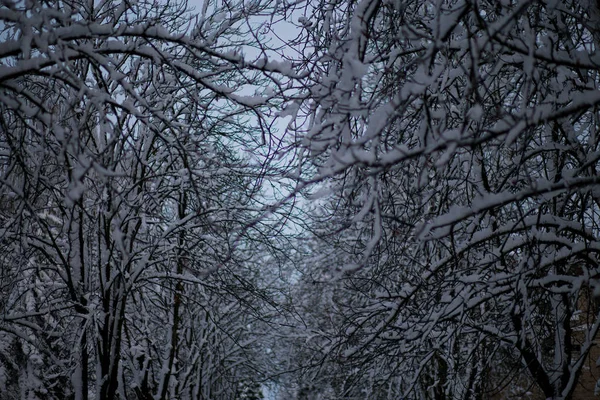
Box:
[279,0,600,399]
[0,0,289,398]
[3,0,600,399]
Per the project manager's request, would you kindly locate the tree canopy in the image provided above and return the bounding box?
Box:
[2,0,600,399]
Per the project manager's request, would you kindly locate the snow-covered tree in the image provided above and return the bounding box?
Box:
[284,0,600,398]
[0,0,285,398]
[6,0,600,398]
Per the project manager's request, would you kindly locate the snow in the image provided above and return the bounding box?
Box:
[4,0,600,398]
